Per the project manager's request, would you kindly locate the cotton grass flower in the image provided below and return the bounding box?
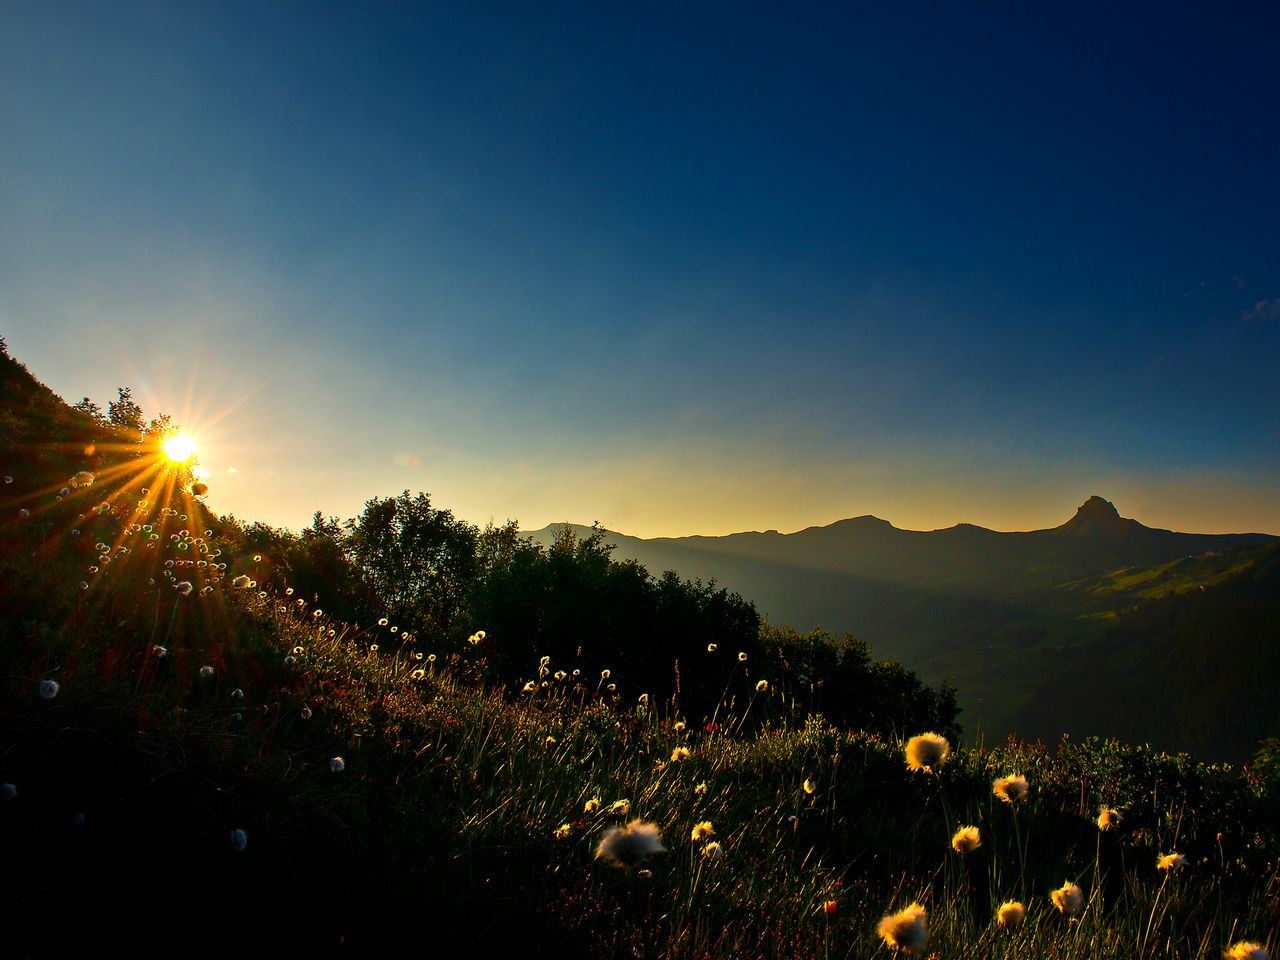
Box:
[951,825,981,855]
[1157,852,1187,872]
[608,799,631,816]
[997,900,1026,928]
[707,643,717,652]
[174,581,194,596]
[876,903,928,952]
[410,668,426,680]
[671,746,691,762]
[38,679,59,699]
[553,823,572,840]
[691,821,714,841]
[600,669,610,680]
[702,841,723,859]
[1224,942,1269,960]
[738,651,747,661]
[904,732,949,772]
[993,774,1029,803]
[1050,881,1083,917]
[803,777,817,795]
[594,819,667,867]
[755,679,769,693]
[199,665,214,679]
[1097,806,1121,831]
[232,575,251,589]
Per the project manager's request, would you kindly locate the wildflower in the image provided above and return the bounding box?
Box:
[18,508,29,518]
[1224,942,1269,960]
[378,617,388,626]
[553,823,571,840]
[199,665,214,679]
[694,782,707,796]
[823,899,838,916]
[601,669,611,679]
[638,693,649,706]
[993,774,1029,804]
[475,630,486,640]
[707,643,717,653]
[230,828,248,852]
[584,797,601,814]
[691,821,714,841]
[803,777,817,795]
[539,655,551,667]
[671,746,691,762]
[673,720,685,732]
[594,819,667,867]
[79,581,89,590]
[152,645,167,657]
[427,653,436,663]
[292,646,304,655]
[1157,852,1187,872]
[702,841,723,858]
[522,681,536,693]
[329,756,345,773]
[39,680,59,699]
[1050,881,1083,917]
[174,581,194,596]
[554,670,567,681]
[951,825,981,855]
[738,651,747,661]
[300,705,313,720]
[997,900,1026,928]
[876,902,928,952]
[608,799,631,816]
[904,732,950,772]
[755,679,768,693]
[0,783,15,800]
[607,683,616,692]
[410,669,425,680]
[231,574,252,589]
[1097,806,1121,831]
[545,735,557,745]
[369,644,378,653]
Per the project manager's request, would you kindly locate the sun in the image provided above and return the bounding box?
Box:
[163,432,198,463]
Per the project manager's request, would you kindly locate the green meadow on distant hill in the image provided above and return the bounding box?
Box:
[1,339,1277,958]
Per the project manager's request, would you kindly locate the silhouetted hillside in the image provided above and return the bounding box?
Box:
[528,503,1279,755]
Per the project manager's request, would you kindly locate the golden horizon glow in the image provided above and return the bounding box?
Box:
[163,432,198,463]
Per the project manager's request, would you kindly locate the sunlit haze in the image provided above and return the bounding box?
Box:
[2,6,1277,538]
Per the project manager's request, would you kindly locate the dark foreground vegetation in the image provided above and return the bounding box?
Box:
[1,340,1276,958]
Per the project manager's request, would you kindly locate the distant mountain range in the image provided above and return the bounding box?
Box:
[528,500,1280,759]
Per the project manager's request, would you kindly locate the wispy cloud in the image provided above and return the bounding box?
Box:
[1242,298,1280,323]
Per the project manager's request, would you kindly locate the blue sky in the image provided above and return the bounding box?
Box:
[3,2,1277,535]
